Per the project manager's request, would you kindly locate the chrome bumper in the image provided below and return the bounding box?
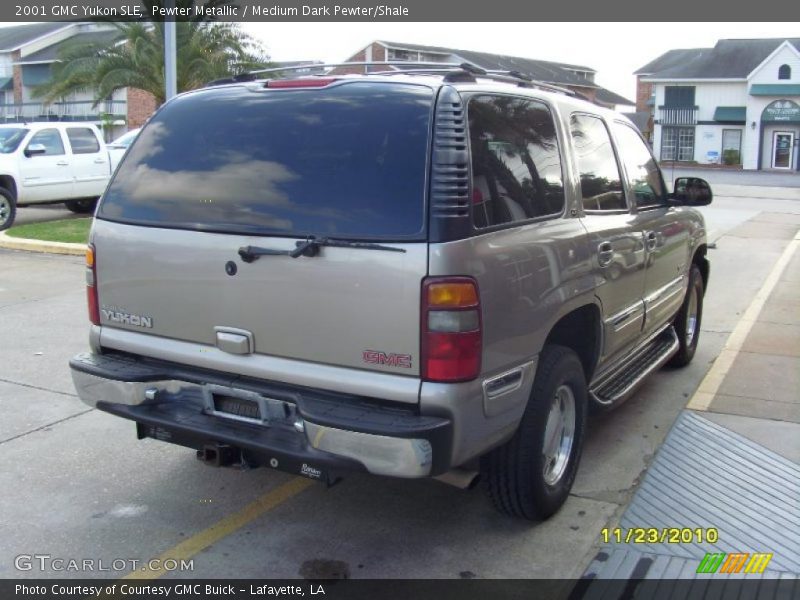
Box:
[70,360,444,479]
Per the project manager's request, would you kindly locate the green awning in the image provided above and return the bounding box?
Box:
[0,76,12,91]
[713,106,746,122]
[750,84,800,96]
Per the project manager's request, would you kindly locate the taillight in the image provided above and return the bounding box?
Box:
[421,277,482,382]
[86,244,99,325]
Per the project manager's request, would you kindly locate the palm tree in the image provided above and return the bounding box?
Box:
[34,1,268,106]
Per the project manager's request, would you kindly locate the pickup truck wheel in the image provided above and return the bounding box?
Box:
[0,188,16,231]
[65,198,97,214]
[668,264,704,367]
[482,345,587,520]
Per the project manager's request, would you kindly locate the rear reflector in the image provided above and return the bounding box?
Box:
[421,277,482,383]
[86,243,99,325]
[267,78,337,88]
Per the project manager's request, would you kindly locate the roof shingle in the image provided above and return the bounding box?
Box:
[637,38,800,80]
[0,23,71,52]
[17,29,121,63]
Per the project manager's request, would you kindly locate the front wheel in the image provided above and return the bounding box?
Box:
[65,198,97,214]
[0,188,16,231]
[482,345,587,520]
[668,264,704,367]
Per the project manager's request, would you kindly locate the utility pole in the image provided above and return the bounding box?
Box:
[164,0,177,100]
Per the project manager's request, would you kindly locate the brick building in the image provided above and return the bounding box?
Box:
[333,41,634,110]
[0,23,157,139]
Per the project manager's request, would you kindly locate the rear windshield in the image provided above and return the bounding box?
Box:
[99,82,433,239]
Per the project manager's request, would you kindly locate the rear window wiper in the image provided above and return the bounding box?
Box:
[238,237,407,263]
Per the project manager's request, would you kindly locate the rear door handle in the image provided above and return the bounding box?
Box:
[645,231,657,251]
[598,241,614,267]
[56,161,69,166]
[93,158,106,164]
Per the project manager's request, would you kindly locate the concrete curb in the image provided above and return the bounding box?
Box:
[0,230,86,256]
[713,184,800,200]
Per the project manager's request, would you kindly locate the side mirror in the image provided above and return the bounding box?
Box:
[24,143,47,157]
[671,177,713,206]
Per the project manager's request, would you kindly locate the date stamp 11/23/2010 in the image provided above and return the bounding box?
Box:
[601,527,720,545]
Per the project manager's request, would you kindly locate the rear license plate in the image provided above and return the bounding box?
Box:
[213,394,261,420]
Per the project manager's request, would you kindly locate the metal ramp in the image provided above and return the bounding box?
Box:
[578,411,800,597]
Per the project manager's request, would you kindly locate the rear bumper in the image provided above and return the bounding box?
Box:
[70,352,452,480]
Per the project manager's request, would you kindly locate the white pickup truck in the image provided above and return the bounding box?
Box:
[0,122,119,230]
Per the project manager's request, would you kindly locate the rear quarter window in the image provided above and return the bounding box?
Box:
[468,94,565,229]
[99,82,434,240]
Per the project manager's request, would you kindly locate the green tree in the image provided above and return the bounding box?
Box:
[34,1,269,106]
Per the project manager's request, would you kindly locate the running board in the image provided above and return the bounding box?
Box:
[590,327,679,407]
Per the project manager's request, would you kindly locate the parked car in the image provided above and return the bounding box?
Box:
[69,67,712,520]
[107,128,140,171]
[0,122,115,230]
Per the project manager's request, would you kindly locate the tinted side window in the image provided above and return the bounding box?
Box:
[28,129,65,156]
[569,114,625,211]
[468,95,564,228]
[66,128,100,154]
[612,122,666,208]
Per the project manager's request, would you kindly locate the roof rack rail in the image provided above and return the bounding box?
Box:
[204,62,577,97]
[248,61,469,75]
[204,62,465,87]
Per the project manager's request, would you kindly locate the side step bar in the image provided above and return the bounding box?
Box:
[590,327,679,407]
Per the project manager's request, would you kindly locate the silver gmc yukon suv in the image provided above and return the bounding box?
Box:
[70,65,712,520]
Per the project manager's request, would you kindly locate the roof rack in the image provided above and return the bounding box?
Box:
[205,62,576,97]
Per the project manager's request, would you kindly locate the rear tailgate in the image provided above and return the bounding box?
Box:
[93,80,434,385]
[92,221,427,376]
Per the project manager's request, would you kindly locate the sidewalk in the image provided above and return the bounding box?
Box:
[580,222,800,589]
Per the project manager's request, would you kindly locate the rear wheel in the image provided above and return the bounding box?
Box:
[65,198,97,214]
[0,188,16,231]
[668,264,704,367]
[482,345,587,520]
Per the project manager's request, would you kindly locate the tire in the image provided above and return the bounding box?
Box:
[668,264,704,368]
[0,187,16,231]
[482,345,588,520]
[65,198,97,214]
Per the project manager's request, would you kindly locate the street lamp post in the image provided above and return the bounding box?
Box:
[164,0,177,100]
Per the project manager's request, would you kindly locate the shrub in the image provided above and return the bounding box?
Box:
[722,149,741,166]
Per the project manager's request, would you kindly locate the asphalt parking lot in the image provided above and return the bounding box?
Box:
[1,194,798,580]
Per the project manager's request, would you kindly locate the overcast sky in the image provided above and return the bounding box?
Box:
[242,22,800,104]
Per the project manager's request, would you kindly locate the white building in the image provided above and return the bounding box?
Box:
[0,23,134,139]
[635,38,800,172]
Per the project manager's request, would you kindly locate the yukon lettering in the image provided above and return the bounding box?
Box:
[101,309,153,329]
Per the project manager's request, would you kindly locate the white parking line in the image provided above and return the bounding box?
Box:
[687,231,799,411]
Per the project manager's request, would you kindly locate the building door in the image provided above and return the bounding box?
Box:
[772,132,794,169]
[721,129,742,165]
[661,126,695,162]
